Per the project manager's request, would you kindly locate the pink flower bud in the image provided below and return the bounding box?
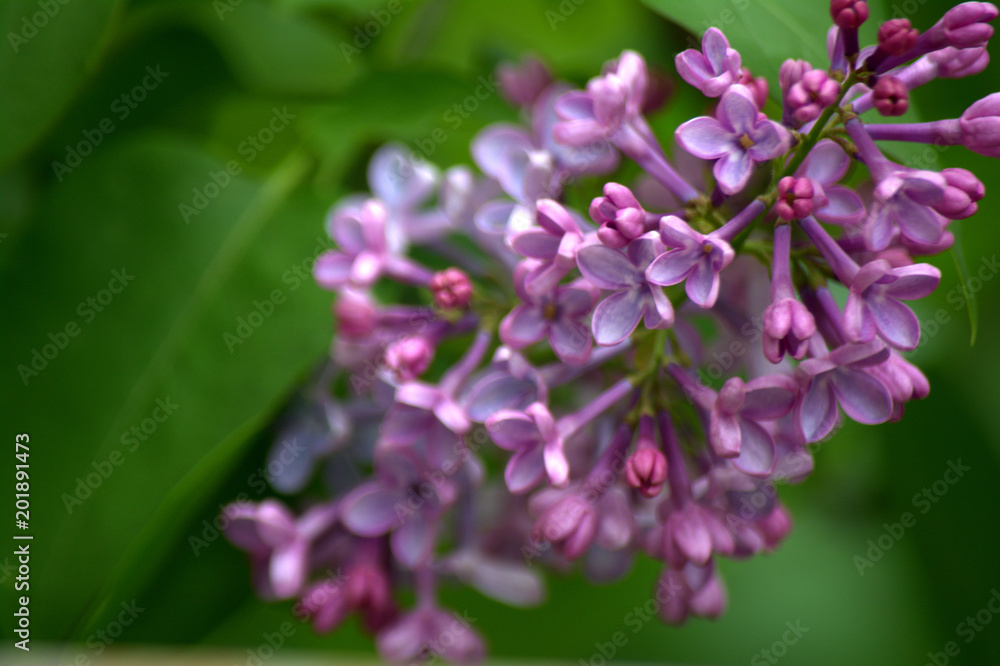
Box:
[625,448,668,498]
[873,76,909,116]
[878,19,919,56]
[430,267,472,309]
[831,0,869,30]
[384,336,433,382]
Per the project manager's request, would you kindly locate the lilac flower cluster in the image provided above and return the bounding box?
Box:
[223,2,995,661]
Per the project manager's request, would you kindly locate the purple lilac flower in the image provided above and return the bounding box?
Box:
[645,200,765,309]
[509,199,587,295]
[225,12,999,658]
[500,271,596,365]
[801,216,941,350]
[675,28,742,97]
[795,338,893,442]
[377,604,484,664]
[223,500,337,599]
[339,449,452,568]
[576,234,674,345]
[676,85,791,194]
[485,379,633,492]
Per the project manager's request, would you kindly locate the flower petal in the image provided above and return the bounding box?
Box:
[796,376,839,443]
[591,289,644,345]
[676,117,734,159]
[486,410,542,451]
[505,444,547,494]
[731,418,777,477]
[831,367,892,424]
[868,295,921,350]
[577,244,639,289]
[686,257,720,308]
[549,320,593,365]
[391,510,432,568]
[500,305,548,348]
[339,484,405,536]
[714,150,753,195]
[646,248,701,286]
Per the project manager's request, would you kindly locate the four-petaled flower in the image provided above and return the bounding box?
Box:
[576,233,674,345]
[676,85,792,194]
[646,216,735,309]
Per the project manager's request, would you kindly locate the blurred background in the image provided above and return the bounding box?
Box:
[1,0,999,663]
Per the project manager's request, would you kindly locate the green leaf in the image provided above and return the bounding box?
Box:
[950,225,979,345]
[0,0,125,169]
[0,136,334,639]
[189,0,359,96]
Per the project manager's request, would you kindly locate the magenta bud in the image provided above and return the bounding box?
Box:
[776,176,823,220]
[591,183,648,247]
[625,448,668,498]
[757,505,793,548]
[878,19,920,56]
[787,69,840,124]
[831,0,869,29]
[430,267,472,309]
[935,167,985,218]
[872,76,909,116]
[384,336,433,381]
[738,67,770,108]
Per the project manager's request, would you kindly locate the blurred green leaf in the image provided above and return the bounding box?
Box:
[190,0,359,96]
[0,135,332,639]
[0,0,125,169]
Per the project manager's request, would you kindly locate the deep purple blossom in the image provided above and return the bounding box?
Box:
[676,85,791,194]
[576,234,674,345]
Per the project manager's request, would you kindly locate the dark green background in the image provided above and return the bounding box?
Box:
[1,0,998,663]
